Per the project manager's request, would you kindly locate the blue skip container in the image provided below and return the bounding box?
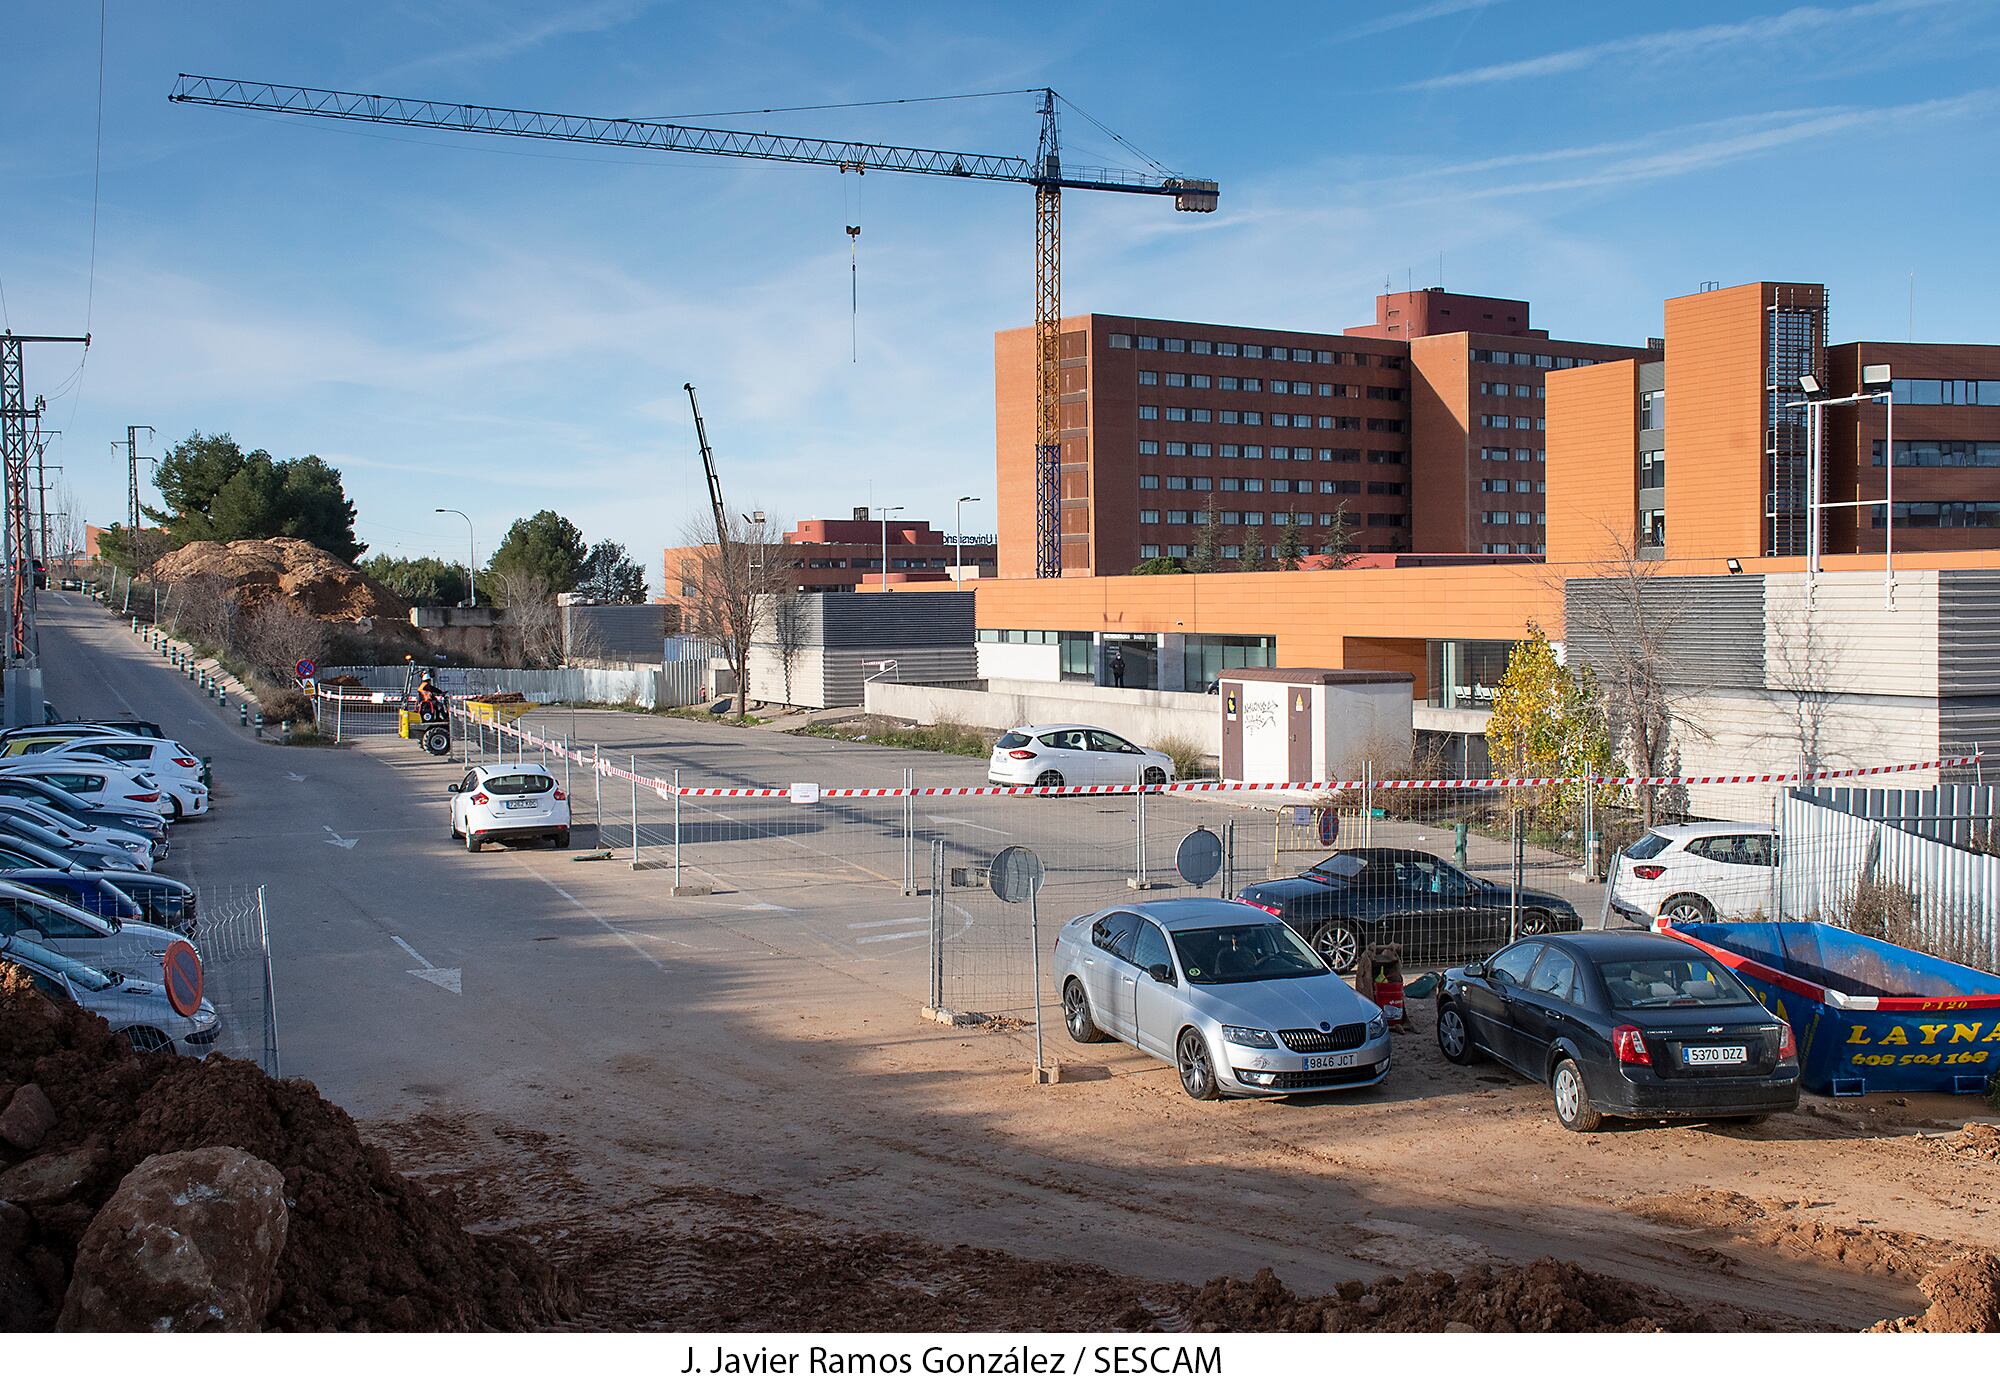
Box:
[1659,920,2000,1096]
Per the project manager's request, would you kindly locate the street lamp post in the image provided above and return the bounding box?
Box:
[954,495,980,590]
[1795,365,1897,609]
[878,505,904,593]
[434,508,476,607]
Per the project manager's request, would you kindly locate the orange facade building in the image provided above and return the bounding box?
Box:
[1543,281,2000,565]
[994,294,1646,579]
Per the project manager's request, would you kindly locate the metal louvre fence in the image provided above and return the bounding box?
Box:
[318,665,662,707]
[1778,794,2000,972]
[330,690,1997,1018]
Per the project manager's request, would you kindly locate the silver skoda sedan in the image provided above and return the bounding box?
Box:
[1052,898,1391,1100]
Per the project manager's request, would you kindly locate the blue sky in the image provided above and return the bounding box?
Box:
[6,1,1999,588]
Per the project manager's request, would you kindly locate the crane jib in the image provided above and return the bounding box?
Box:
[169,75,1216,205]
[170,71,1218,584]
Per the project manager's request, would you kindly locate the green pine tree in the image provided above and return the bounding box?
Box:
[1277,514,1305,571]
[1319,505,1355,568]
[1190,494,1221,574]
[1240,526,1268,571]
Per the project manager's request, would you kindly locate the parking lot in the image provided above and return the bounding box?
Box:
[34,591,2000,1331]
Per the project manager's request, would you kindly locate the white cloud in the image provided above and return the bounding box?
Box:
[1407,0,1948,90]
[1344,0,1510,41]
[378,1,657,82]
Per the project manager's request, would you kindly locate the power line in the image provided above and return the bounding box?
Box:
[84,0,105,333]
[59,1,108,438]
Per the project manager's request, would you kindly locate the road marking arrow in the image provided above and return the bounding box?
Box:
[287,772,307,782]
[390,934,462,994]
[855,929,928,945]
[322,825,357,849]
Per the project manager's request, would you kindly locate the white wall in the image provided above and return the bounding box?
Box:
[1323,684,1417,774]
[866,680,1220,755]
[976,641,1061,683]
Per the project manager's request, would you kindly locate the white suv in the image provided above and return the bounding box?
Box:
[450,764,571,851]
[1610,822,1778,925]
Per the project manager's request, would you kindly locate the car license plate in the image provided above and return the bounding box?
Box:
[505,798,538,809]
[1305,1052,1359,1070]
[1682,1045,1747,1065]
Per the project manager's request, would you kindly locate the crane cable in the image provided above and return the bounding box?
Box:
[842,162,862,363]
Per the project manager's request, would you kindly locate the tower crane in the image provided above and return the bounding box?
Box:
[168,75,1218,578]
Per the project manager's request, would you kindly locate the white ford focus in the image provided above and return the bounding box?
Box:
[449,763,571,851]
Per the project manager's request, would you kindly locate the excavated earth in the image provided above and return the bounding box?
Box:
[149,538,406,624]
[0,966,571,1331]
[8,960,1995,1333]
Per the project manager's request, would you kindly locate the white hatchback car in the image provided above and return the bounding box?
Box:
[450,763,571,851]
[0,760,168,816]
[1609,822,1778,925]
[988,723,1177,788]
[38,736,209,819]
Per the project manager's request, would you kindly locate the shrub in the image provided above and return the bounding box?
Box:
[799,716,993,759]
[1149,733,1210,780]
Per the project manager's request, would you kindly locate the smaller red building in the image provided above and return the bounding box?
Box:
[665,511,997,597]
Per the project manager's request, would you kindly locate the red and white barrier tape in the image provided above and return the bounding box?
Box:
[424,695,1979,800]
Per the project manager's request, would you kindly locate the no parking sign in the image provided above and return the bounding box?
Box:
[1316,807,1339,847]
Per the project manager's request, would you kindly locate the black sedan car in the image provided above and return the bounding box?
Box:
[1236,847,1581,972]
[1436,931,1800,1131]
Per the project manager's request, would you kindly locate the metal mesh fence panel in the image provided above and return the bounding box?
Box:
[420,702,1993,1015]
[97,883,276,1072]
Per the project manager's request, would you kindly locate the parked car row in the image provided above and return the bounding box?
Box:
[0,711,215,1058]
[1057,894,1800,1131]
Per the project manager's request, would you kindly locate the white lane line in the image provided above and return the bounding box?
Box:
[927,816,1011,836]
[855,928,928,945]
[849,916,926,931]
[522,865,672,973]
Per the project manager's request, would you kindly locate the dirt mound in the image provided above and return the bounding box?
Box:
[1873,1254,2000,1332]
[0,965,572,1331]
[1913,1121,2000,1164]
[1624,1187,1961,1280]
[151,538,405,623]
[1182,1258,1756,1333]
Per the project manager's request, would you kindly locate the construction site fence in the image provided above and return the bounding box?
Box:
[318,664,663,708]
[333,690,1992,1019]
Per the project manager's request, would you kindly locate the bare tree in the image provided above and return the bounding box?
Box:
[47,485,85,578]
[675,514,796,716]
[1766,594,1845,777]
[237,599,328,681]
[772,588,809,707]
[1559,528,1708,825]
[169,573,237,655]
[488,567,566,667]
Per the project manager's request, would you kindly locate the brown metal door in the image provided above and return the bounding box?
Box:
[1221,682,1244,781]
[1286,686,1312,783]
